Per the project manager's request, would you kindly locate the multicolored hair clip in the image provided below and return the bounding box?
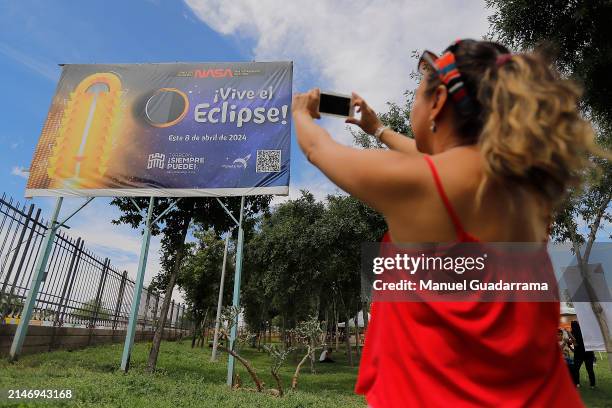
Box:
[496,53,513,67]
[419,47,473,114]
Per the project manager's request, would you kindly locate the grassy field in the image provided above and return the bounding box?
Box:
[0,340,610,407]
[0,340,364,407]
[574,354,612,408]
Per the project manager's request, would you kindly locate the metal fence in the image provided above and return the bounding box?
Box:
[0,193,191,333]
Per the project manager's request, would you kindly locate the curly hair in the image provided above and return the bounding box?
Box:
[424,39,600,205]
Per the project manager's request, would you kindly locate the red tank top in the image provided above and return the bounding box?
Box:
[355,156,583,407]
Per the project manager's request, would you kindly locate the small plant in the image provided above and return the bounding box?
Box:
[291,315,325,390]
[263,343,293,396]
[216,306,263,392]
[0,293,24,321]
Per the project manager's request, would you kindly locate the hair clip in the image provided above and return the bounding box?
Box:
[433,51,471,111]
[496,54,513,67]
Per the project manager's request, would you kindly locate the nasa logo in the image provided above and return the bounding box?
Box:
[193,68,234,78]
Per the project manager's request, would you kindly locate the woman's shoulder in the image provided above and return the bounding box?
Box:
[422,148,486,199]
[429,147,484,175]
[427,148,549,241]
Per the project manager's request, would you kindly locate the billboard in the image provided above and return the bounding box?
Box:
[25,62,292,197]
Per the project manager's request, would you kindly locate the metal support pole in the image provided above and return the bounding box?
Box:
[227,196,245,386]
[9,197,63,361]
[211,232,230,361]
[121,196,154,372]
[54,197,94,230]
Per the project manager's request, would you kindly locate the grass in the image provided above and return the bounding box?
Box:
[0,340,610,407]
[0,340,364,407]
[575,354,612,408]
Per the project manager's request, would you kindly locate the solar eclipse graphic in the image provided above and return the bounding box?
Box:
[26,62,293,197]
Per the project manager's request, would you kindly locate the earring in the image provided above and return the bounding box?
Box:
[430,119,437,133]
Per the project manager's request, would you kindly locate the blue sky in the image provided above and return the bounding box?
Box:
[0,0,257,300]
[1,1,608,301]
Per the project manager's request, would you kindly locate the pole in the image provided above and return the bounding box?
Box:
[121,197,154,372]
[211,232,230,361]
[226,196,245,386]
[9,197,63,361]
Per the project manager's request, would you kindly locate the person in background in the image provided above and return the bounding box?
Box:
[319,347,335,363]
[571,320,596,388]
[558,328,574,375]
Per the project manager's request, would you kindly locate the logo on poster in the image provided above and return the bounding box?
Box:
[176,68,234,78]
[222,154,251,169]
[147,153,165,169]
[195,68,233,78]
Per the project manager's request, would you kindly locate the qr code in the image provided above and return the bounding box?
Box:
[256,150,281,173]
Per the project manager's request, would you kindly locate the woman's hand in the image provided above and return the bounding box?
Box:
[346,92,383,135]
[292,88,321,119]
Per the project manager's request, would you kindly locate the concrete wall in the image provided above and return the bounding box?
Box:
[0,325,189,356]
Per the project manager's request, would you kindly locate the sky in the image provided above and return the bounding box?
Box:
[0,0,608,302]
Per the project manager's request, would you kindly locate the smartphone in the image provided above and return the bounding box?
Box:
[319,91,355,118]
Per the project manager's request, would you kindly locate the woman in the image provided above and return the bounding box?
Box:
[558,328,574,374]
[292,39,599,407]
[571,320,597,388]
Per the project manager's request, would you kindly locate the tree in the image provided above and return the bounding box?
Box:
[291,315,325,390]
[487,0,612,367]
[486,0,612,128]
[216,306,263,392]
[177,227,231,349]
[243,191,326,340]
[233,215,273,350]
[350,91,414,149]
[263,343,293,396]
[240,188,390,358]
[72,298,110,325]
[110,195,271,372]
[316,195,386,365]
[146,199,193,372]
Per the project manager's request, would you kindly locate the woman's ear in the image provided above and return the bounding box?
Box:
[429,84,448,121]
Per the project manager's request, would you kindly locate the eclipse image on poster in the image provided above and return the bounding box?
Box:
[145,88,189,128]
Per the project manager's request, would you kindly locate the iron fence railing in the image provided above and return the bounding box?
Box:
[0,193,191,333]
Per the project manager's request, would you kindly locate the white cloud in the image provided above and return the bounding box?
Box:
[184,0,492,112]
[184,0,494,195]
[11,166,29,179]
[0,42,59,82]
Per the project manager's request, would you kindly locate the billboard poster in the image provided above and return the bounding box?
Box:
[25,62,292,197]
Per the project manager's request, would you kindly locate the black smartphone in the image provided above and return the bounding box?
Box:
[319,91,355,118]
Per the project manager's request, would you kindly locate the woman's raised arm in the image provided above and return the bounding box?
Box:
[347,92,418,155]
[292,89,425,212]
